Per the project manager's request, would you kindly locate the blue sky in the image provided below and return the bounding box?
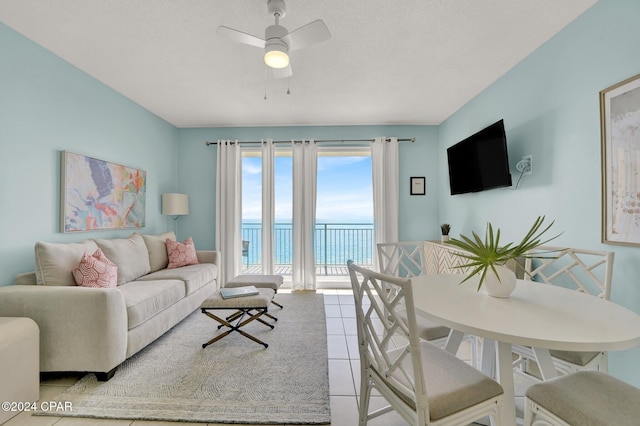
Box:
[242,153,373,223]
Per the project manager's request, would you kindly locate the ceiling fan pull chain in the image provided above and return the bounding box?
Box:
[264,67,268,100]
[287,77,291,95]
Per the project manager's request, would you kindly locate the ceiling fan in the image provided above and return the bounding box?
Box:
[217,0,331,78]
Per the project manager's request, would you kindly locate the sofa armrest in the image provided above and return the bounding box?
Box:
[197,250,221,283]
[0,285,128,373]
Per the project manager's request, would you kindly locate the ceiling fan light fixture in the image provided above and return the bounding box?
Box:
[218,0,330,77]
[264,42,289,69]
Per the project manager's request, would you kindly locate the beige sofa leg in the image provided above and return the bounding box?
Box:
[95,366,118,381]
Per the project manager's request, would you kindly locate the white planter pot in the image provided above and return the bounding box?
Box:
[440,235,450,243]
[482,264,517,298]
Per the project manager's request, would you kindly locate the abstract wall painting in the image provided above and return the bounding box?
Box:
[601,73,640,246]
[61,151,146,232]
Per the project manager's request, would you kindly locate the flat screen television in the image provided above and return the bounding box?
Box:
[446,119,512,195]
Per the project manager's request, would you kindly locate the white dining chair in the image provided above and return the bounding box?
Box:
[422,240,475,275]
[377,241,478,365]
[513,246,615,376]
[524,370,640,425]
[347,261,506,425]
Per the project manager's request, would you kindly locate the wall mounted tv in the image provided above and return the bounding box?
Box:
[446,119,512,195]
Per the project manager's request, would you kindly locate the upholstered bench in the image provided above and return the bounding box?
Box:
[200,288,275,348]
[226,274,284,309]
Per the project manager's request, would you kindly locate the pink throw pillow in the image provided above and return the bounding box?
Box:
[166,237,199,269]
[73,248,118,288]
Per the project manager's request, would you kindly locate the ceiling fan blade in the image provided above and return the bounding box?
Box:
[217,26,265,48]
[284,19,331,52]
[271,64,293,79]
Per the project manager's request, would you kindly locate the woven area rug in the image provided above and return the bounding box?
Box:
[37,292,330,424]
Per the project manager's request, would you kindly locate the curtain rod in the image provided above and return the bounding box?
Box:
[205,137,415,146]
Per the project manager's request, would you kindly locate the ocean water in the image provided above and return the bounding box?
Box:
[242,222,374,266]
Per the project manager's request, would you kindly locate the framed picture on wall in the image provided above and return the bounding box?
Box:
[410,176,426,195]
[600,73,640,246]
[61,151,147,232]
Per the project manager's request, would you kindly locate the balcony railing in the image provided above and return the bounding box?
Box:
[241,222,374,275]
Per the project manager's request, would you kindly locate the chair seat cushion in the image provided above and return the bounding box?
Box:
[526,370,640,425]
[397,310,451,341]
[226,274,283,291]
[388,341,503,421]
[549,349,600,366]
[201,288,275,309]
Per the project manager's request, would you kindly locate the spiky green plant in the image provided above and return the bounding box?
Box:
[440,223,451,236]
[445,216,560,291]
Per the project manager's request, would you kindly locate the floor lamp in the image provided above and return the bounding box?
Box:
[162,193,189,235]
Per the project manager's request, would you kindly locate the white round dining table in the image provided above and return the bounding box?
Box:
[411,274,640,424]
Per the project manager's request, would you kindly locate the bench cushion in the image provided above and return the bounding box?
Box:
[226,274,283,291]
[201,288,275,309]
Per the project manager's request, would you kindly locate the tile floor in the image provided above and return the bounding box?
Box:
[2,289,483,426]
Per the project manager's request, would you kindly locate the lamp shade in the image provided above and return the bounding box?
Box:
[162,193,189,216]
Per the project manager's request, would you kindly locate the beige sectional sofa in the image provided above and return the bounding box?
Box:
[0,232,219,380]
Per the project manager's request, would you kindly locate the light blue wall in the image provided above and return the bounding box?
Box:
[177,125,439,250]
[439,0,640,385]
[0,22,179,285]
[3,0,640,386]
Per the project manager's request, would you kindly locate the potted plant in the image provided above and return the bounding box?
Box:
[444,216,559,297]
[440,223,451,243]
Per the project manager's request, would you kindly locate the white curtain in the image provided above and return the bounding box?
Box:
[261,139,275,275]
[215,139,242,285]
[371,137,399,271]
[291,140,317,290]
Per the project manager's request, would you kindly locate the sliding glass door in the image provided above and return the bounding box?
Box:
[241,146,373,277]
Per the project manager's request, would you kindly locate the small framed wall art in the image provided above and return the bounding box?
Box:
[410,176,426,195]
[61,151,147,232]
[600,73,640,245]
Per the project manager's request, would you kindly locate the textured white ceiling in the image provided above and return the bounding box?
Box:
[0,0,598,128]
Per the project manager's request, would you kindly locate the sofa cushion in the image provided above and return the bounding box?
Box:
[35,240,99,286]
[72,248,118,288]
[93,233,151,285]
[167,237,199,269]
[138,263,217,295]
[141,232,176,273]
[118,280,186,329]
